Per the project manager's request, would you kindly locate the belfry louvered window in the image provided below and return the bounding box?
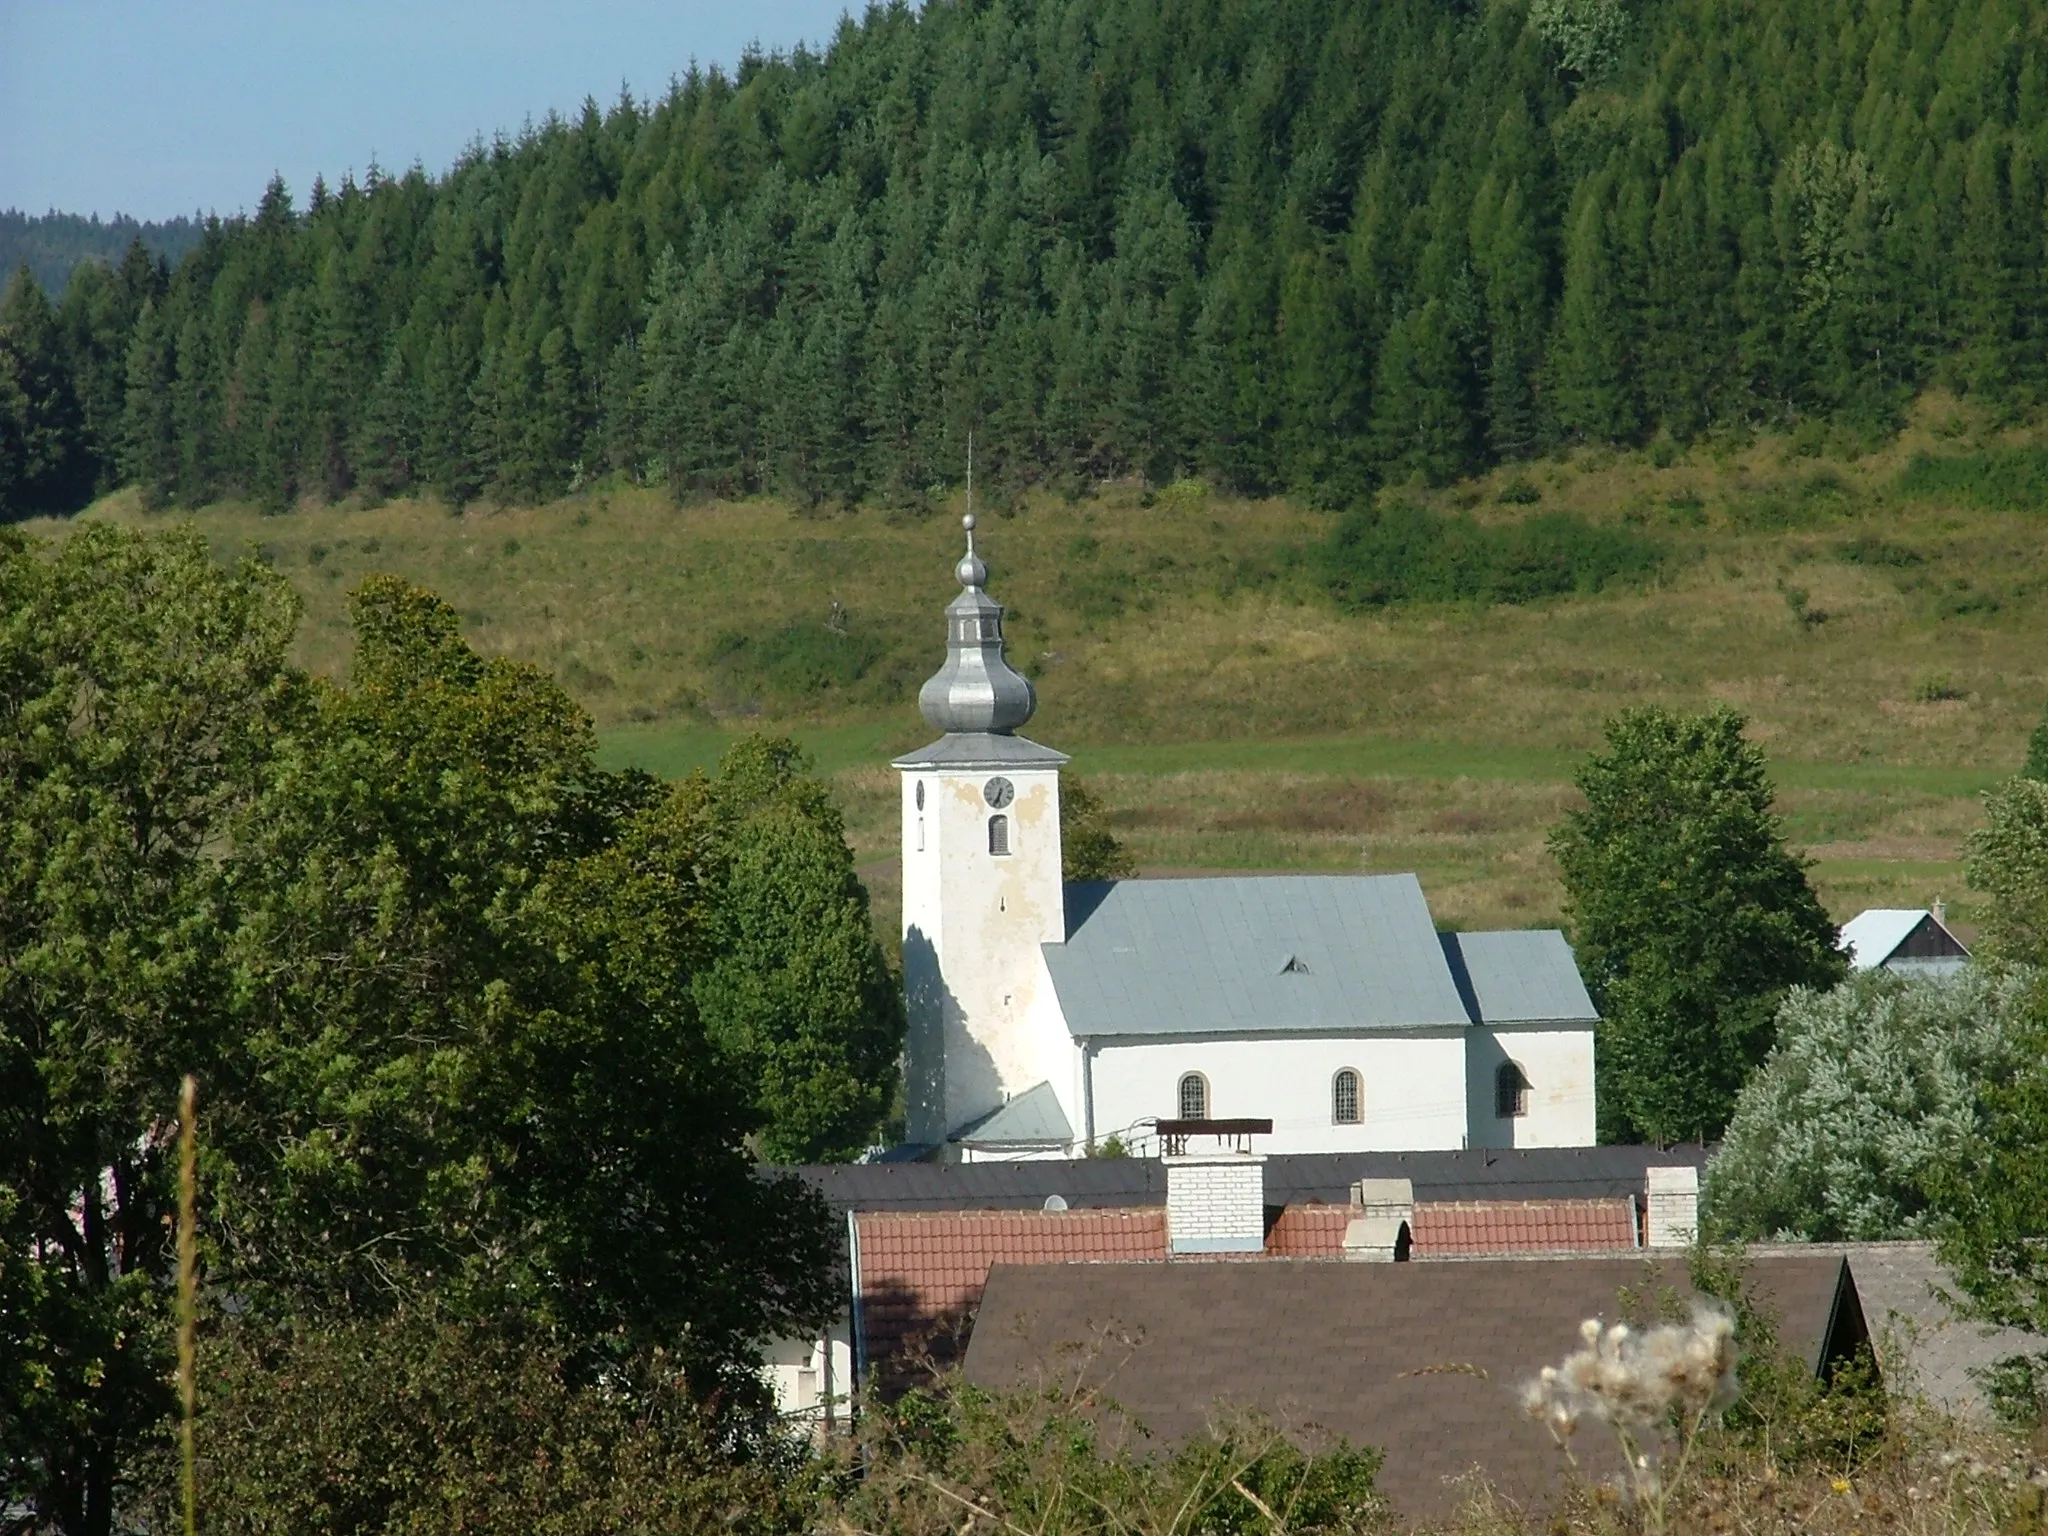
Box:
[988,814,1009,856]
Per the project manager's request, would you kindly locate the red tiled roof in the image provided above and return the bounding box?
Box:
[1262,1203,1352,1256]
[854,1209,1167,1383]
[1414,1197,1637,1254]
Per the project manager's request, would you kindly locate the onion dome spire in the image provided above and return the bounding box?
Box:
[918,512,1037,735]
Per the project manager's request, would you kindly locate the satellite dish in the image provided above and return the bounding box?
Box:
[1043,1194,1069,1212]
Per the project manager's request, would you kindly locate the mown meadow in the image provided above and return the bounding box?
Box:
[34,395,2048,941]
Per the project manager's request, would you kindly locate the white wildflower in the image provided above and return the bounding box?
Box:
[1520,1303,1741,1536]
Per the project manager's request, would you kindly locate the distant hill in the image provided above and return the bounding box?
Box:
[8,0,2048,522]
[0,208,204,296]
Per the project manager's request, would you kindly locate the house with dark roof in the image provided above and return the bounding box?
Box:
[893,516,1601,1160]
[1840,906,1971,976]
[777,1146,1711,1411]
[962,1254,1869,1520]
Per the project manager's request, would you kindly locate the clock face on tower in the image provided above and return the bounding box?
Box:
[982,776,1015,809]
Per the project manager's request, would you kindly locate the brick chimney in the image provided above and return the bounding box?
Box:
[1343,1178,1414,1262]
[1645,1164,1699,1248]
[1165,1150,1266,1254]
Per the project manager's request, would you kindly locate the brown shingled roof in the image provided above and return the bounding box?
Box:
[962,1255,1864,1520]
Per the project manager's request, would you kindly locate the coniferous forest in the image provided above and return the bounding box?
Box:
[5,0,2048,520]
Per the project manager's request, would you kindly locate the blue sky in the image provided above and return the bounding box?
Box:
[1,1,857,221]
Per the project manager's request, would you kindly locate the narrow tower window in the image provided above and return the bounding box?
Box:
[988,814,1010,856]
[915,780,925,810]
[1177,1072,1208,1120]
[1332,1068,1361,1125]
[1496,1060,1531,1118]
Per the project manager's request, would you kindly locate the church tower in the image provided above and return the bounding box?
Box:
[895,514,1068,1147]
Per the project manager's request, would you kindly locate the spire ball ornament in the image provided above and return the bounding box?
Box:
[918,511,1036,735]
[955,513,988,589]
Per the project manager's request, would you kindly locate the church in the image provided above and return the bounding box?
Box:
[895,515,1599,1160]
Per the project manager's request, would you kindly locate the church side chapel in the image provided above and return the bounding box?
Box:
[894,515,1599,1161]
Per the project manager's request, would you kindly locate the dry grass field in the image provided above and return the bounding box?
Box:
[35,392,2048,938]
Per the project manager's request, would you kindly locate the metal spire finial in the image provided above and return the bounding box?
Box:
[919,434,1034,734]
[955,435,987,589]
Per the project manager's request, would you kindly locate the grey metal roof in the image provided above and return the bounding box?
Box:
[953,1081,1074,1145]
[1044,875,1473,1038]
[1440,931,1599,1024]
[892,732,1070,770]
[788,1145,1712,1214]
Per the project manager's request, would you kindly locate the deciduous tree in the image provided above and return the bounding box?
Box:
[1550,706,1845,1143]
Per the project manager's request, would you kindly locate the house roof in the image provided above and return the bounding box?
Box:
[1415,1198,1637,1255]
[962,1255,1863,1520]
[1751,1241,2034,1420]
[1045,875,1476,1038]
[794,1145,1711,1214]
[1839,908,1966,969]
[1259,1199,1638,1259]
[954,1081,1074,1145]
[1440,931,1600,1024]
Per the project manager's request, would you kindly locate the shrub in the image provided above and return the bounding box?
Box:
[1704,967,2033,1242]
[1319,505,1664,611]
[1834,535,1923,567]
[132,1306,814,1536]
[1498,475,1543,505]
[1896,448,2048,512]
[840,1376,1384,1536]
[706,620,892,702]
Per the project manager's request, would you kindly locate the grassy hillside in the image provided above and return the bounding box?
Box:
[37,396,2048,936]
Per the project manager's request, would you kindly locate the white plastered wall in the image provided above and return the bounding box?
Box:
[760,1321,854,1435]
[1086,1031,1471,1153]
[1464,1024,1597,1148]
[900,763,1065,1143]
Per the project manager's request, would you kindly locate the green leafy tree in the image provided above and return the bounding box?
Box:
[693,735,904,1162]
[1061,775,1137,881]
[1963,775,2048,967]
[214,577,840,1372]
[0,525,300,1536]
[0,266,92,517]
[1550,706,1845,1143]
[1705,966,2030,1242]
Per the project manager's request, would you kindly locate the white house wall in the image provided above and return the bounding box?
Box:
[1087,1031,1471,1153]
[1464,1025,1596,1148]
[761,1322,854,1436]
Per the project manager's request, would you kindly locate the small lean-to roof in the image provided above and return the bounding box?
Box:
[1440,931,1599,1023]
[1045,875,1473,1038]
[1840,909,1955,970]
[963,1255,1862,1519]
[954,1082,1074,1145]
[892,732,1070,770]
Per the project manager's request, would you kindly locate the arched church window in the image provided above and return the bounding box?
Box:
[1496,1060,1531,1118]
[1177,1072,1208,1120]
[988,814,1010,856]
[1331,1068,1361,1124]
